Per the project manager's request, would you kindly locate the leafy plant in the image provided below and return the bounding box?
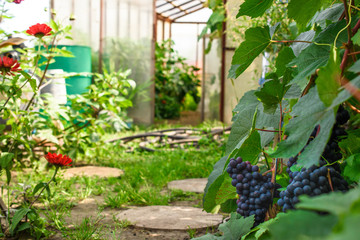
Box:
[199,0,360,239]
[155,40,201,119]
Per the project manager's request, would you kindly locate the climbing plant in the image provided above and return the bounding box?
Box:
[197,0,360,239]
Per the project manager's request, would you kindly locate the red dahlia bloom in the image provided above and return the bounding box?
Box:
[13,0,24,4]
[45,153,72,167]
[26,23,52,38]
[0,56,21,75]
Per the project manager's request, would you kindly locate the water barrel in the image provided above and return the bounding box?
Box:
[40,45,92,96]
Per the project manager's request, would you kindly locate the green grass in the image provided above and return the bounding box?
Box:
[3,123,226,238]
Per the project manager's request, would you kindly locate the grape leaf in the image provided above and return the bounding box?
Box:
[270,87,334,167]
[255,78,291,114]
[291,30,315,57]
[236,0,274,18]
[314,3,344,23]
[226,91,260,155]
[329,214,360,240]
[289,21,348,88]
[218,213,254,240]
[229,26,273,79]
[288,0,328,28]
[267,210,337,240]
[343,154,360,182]
[215,177,236,205]
[315,47,341,107]
[203,156,228,212]
[296,186,360,215]
[230,131,262,165]
[289,44,330,89]
[352,31,360,46]
[348,59,360,73]
[272,76,360,166]
[275,47,295,76]
[220,199,237,213]
[338,129,360,155]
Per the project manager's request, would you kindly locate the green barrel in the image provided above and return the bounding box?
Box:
[41,45,92,95]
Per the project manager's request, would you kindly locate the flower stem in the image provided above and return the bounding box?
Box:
[29,167,59,208]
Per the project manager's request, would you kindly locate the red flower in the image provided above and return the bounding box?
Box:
[26,23,52,38]
[45,153,72,167]
[0,56,21,75]
[13,0,24,4]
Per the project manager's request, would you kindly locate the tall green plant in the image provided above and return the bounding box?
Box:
[199,0,360,239]
[155,40,200,119]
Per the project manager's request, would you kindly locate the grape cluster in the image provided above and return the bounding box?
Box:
[287,106,350,179]
[279,106,350,212]
[277,165,348,212]
[322,106,349,167]
[226,157,279,226]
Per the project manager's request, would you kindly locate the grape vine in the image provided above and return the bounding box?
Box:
[197,0,360,239]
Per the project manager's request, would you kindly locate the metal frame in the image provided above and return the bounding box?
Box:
[154,0,226,122]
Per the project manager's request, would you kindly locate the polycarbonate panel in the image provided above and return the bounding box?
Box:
[52,0,154,125]
[203,38,220,121]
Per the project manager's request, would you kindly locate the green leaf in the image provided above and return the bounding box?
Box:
[296,187,360,216]
[226,91,260,155]
[203,156,228,212]
[220,199,237,213]
[236,0,274,18]
[315,3,344,23]
[219,213,254,240]
[275,47,295,76]
[270,87,335,167]
[29,78,37,92]
[17,222,30,232]
[352,31,360,46]
[33,182,46,195]
[291,30,315,57]
[289,44,330,89]
[338,129,360,155]
[267,211,337,239]
[215,177,236,205]
[0,152,14,169]
[255,78,290,114]
[10,208,31,234]
[229,26,272,79]
[242,216,278,240]
[329,214,360,240]
[343,154,360,182]
[231,131,262,165]
[315,47,341,106]
[50,19,59,32]
[288,0,328,28]
[349,59,360,73]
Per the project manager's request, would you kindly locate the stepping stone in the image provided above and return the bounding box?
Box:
[62,166,124,179]
[116,206,223,230]
[167,178,208,193]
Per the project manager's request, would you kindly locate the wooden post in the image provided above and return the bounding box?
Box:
[99,0,104,73]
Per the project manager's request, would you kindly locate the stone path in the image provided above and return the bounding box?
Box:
[116,205,223,230]
[62,166,124,179]
[167,178,208,193]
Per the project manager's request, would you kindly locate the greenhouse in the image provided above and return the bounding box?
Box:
[0,0,358,239]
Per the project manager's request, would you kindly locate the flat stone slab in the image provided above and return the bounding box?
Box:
[62,166,124,179]
[167,178,208,193]
[116,206,223,230]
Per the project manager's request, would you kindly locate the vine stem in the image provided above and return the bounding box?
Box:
[327,169,334,192]
[271,40,312,44]
[29,167,58,209]
[255,128,282,133]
